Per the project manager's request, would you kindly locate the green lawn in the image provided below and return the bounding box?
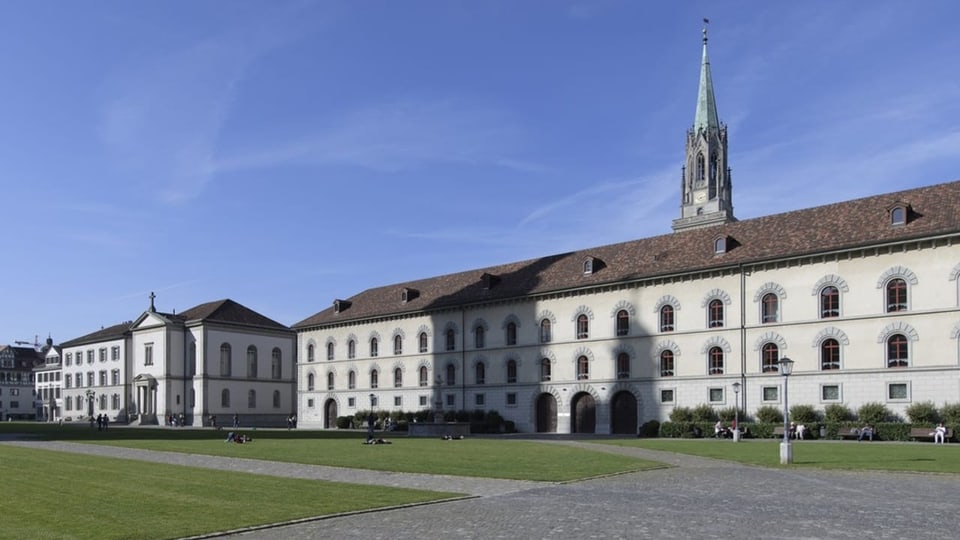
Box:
[599,438,960,473]
[1,444,459,540]
[2,423,660,481]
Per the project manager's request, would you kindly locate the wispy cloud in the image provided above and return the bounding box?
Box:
[212,98,535,175]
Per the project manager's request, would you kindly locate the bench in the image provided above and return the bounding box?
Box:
[839,428,862,440]
[910,427,952,442]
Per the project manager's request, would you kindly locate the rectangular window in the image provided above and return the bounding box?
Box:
[660,389,675,404]
[144,343,154,366]
[709,387,724,403]
[99,348,107,362]
[506,392,517,406]
[347,397,355,408]
[99,371,107,386]
[66,353,72,366]
[112,346,120,360]
[87,350,94,364]
[419,395,428,407]
[820,384,841,402]
[307,398,315,408]
[87,372,94,387]
[445,394,455,407]
[887,382,910,402]
[475,393,485,407]
[394,396,402,407]
[762,386,779,402]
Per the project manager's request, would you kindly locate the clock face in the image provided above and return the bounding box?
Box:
[694,191,707,203]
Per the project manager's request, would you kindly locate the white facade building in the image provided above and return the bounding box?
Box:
[292,29,960,433]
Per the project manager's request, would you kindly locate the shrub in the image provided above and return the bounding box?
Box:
[824,403,854,423]
[691,404,717,422]
[905,401,939,424]
[941,403,960,426]
[789,404,820,424]
[669,406,694,422]
[335,416,352,429]
[857,402,893,424]
[754,405,783,424]
[638,420,660,437]
[716,407,740,422]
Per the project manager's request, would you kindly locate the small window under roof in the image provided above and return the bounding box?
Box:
[401,288,419,303]
[714,236,727,254]
[888,201,911,226]
[480,272,500,290]
[333,299,352,313]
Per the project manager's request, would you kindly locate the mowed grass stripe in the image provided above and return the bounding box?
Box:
[2,445,459,540]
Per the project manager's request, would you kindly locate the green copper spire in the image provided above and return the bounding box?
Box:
[694,24,719,133]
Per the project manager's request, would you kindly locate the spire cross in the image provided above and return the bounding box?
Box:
[149,292,156,311]
[703,18,710,44]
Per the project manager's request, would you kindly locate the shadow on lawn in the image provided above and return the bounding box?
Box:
[0,422,381,442]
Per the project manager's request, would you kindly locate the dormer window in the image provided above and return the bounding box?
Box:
[480,272,500,290]
[714,236,727,254]
[333,299,351,313]
[582,256,604,275]
[888,203,910,226]
[400,288,419,303]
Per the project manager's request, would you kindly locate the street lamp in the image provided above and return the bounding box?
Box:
[778,357,795,464]
[85,389,95,419]
[732,381,741,442]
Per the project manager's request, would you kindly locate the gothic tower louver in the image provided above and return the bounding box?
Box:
[672,24,736,232]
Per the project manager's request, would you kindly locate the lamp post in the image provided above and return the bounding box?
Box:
[732,381,741,442]
[778,357,795,464]
[85,389,95,419]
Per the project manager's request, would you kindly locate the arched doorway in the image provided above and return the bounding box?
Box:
[536,393,557,433]
[571,392,596,433]
[324,399,338,429]
[610,391,637,434]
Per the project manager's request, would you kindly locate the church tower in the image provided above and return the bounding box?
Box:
[672,24,736,232]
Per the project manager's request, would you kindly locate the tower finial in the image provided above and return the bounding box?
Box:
[149,291,156,312]
[703,18,710,44]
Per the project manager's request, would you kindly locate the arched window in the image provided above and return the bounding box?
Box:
[761,293,779,324]
[445,329,456,351]
[540,358,551,381]
[247,346,258,378]
[419,366,428,387]
[347,339,356,359]
[887,334,909,367]
[616,310,629,337]
[307,343,315,362]
[708,299,725,328]
[370,337,379,357]
[272,390,281,408]
[540,319,552,343]
[506,359,517,384]
[327,372,334,390]
[659,305,675,332]
[348,370,356,389]
[886,278,908,312]
[660,350,675,377]
[394,367,403,388]
[506,322,517,346]
[708,347,724,375]
[696,152,705,184]
[307,373,315,391]
[418,332,428,353]
[616,352,630,379]
[188,343,196,376]
[445,364,456,386]
[820,286,840,318]
[247,389,256,408]
[474,326,485,348]
[370,369,379,389]
[271,348,282,379]
[221,389,230,407]
[394,335,403,355]
[576,355,589,380]
[761,343,779,373]
[576,314,589,340]
[326,342,334,361]
[219,343,232,377]
[475,362,486,385]
[821,339,840,370]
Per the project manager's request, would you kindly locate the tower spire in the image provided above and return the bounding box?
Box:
[673,21,736,232]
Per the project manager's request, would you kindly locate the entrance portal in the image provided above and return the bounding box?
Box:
[535,393,557,433]
[610,391,638,434]
[324,399,338,429]
[571,392,596,433]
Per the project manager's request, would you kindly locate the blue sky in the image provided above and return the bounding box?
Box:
[3,1,959,345]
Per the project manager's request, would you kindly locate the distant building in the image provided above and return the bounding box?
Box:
[292,28,960,432]
[34,337,63,421]
[59,297,296,427]
[0,343,44,421]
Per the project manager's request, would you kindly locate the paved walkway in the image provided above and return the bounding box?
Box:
[6,438,959,539]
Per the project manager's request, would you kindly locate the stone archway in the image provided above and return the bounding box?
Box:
[536,393,557,433]
[610,391,638,434]
[324,399,338,429]
[571,392,596,434]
